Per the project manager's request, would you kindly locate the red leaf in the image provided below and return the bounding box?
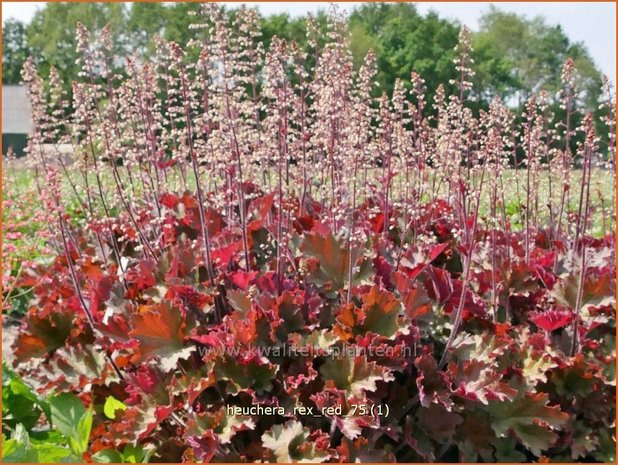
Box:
[424,267,454,303]
[373,255,393,288]
[393,271,431,320]
[129,302,193,369]
[335,286,401,339]
[247,192,275,232]
[292,215,315,233]
[530,310,575,332]
[13,307,74,362]
[212,243,238,267]
[370,213,385,233]
[230,270,257,290]
[125,259,157,299]
[448,359,518,404]
[160,193,180,209]
[167,285,212,311]
[415,354,453,410]
[187,432,217,462]
[428,243,449,262]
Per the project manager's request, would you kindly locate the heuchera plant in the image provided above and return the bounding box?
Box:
[4,4,616,463]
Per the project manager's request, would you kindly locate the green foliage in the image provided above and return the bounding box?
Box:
[102,395,127,420]
[2,365,92,463]
[126,2,167,57]
[2,19,30,84]
[350,4,459,98]
[2,363,48,433]
[259,10,329,75]
[49,393,93,456]
[1,2,605,113]
[260,13,306,50]
[475,6,602,108]
[162,2,199,44]
[25,3,127,88]
[2,425,76,463]
[92,445,155,463]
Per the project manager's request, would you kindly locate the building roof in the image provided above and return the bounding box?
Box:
[2,85,33,134]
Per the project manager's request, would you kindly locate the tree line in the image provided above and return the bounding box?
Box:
[2,2,606,115]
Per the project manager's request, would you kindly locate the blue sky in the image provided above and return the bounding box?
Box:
[2,1,615,82]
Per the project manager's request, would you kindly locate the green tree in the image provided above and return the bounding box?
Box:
[5,1,606,117]
[126,2,168,57]
[349,3,460,98]
[475,6,602,109]
[26,2,127,86]
[260,13,306,50]
[260,10,329,71]
[162,2,197,44]
[2,19,30,84]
